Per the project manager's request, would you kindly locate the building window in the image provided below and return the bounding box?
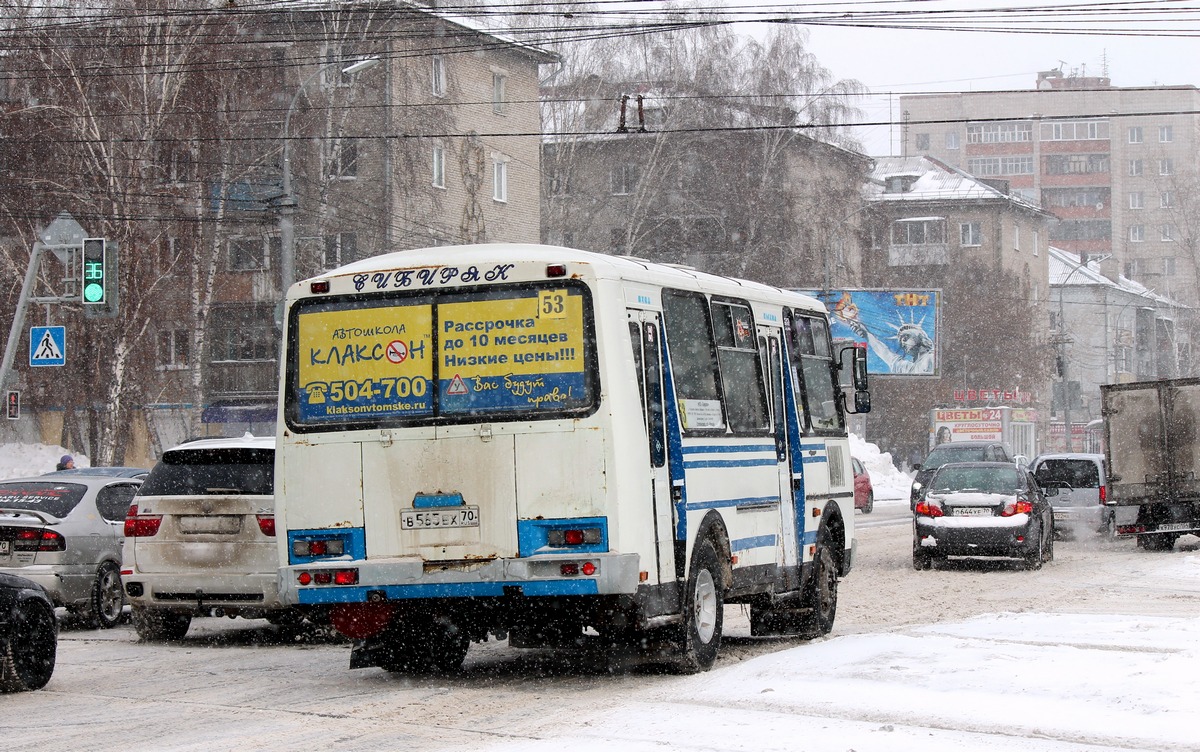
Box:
[966,122,1032,143]
[1129,159,1144,176]
[1043,187,1109,209]
[1033,229,1040,257]
[1043,120,1108,140]
[891,218,946,245]
[1050,220,1111,242]
[157,329,189,370]
[1014,225,1020,252]
[960,222,982,247]
[914,133,930,150]
[1159,158,1174,176]
[1161,225,1176,243]
[492,154,508,202]
[323,232,357,269]
[1129,191,1144,210]
[610,227,626,253]
[327,138,358,179]
[1165,257,1177,275]
[1129,224,1145,242]
[1128,126,1143,144]
[549,173,570,196]
[228,236,269,271]
[1159,124,1174,142]
[967,157,1000,176]
[432,145,445,189]
[322,46,357,88]
[945,132,959,150]
[431,55,446,97]
[611,164,639,195]
[209,305,276,363]
[1160,191,1174,209]
[1043,154,1108,175]
[160,142,194,186]
[492,71,507,114]
[1125,259,1144,277]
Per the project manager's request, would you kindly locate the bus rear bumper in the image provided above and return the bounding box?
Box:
[281,552,642,606]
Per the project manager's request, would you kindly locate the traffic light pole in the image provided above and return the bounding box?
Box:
[0,240,88,396]
[0,243,49,395]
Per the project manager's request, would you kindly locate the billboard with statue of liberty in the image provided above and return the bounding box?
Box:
[801,289,941,377]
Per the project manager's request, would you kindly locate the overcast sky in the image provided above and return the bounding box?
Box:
[766,1,1200,156]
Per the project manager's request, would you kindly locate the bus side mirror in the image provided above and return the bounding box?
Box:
[839,344,871,414]
[854,389,871,414]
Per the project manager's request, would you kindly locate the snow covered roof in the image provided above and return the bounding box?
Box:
[263,1,556,63]
[1048,246,1184,308]
[867,156,1046,216]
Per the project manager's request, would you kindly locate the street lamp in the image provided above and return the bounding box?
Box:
[279,56,380,294]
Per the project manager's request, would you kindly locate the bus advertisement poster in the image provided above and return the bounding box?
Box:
[296,304,435,422]
[437,290,590,414]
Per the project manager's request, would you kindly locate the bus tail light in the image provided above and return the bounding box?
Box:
[296,568,358,586]
[124,505,162,537]
[548,527,602,547]
[559,561,598,577]
[310,280,330,294]
[256,515,276,537]
[546,263,567,278]
[292,537,345,558]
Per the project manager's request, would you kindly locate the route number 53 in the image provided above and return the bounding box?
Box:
[538,290,567,319]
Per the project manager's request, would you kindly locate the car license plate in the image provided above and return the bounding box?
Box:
[401,506,480,530]
[179,515,242,534]
[1157,522,1191,532]
[1053,511,1071,521]
[952,507,990,517]
[0,540,9,555]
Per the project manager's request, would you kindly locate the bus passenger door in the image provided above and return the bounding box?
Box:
[628,311,675,587]
[764,331,802,588]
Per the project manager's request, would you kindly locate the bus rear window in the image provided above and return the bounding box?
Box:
[287,283,596,429]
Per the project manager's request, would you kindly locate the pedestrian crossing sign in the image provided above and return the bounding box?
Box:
[30,326,66,367]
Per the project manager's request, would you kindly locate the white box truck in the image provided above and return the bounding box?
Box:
[1101,378,1200,549]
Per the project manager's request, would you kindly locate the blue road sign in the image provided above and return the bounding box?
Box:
[30,326,66,367]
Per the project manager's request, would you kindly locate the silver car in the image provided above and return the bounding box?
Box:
[1031,453,1130,539]
[0,475,140,628]
[122,436,298,640]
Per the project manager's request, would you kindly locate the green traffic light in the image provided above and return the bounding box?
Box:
[83,282,105,303]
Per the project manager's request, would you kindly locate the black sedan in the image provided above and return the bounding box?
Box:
[0,572,57,692]
[913,462,1056,571]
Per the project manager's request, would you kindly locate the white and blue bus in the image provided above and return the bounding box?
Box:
[276,243,869,673]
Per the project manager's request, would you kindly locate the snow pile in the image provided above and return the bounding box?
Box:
[851,433,911,501]
[0,442,89,480]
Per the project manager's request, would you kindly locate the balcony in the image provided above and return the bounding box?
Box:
[889,243,949,266]
[204,360,279,401]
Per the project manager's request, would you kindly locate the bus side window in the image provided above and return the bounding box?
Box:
[662,291,725,432]
[788,314,844,434]
[643,323,667,467]
[711,301,769,434]
[628,320,667,468]
[767,335,786,459]
[629,322,646,412]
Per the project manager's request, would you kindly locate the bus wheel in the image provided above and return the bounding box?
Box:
[675,538,723,673]
[798,538,838,638]
[375,614,468,674]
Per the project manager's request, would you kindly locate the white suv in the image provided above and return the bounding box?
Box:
[122,435,302,640]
